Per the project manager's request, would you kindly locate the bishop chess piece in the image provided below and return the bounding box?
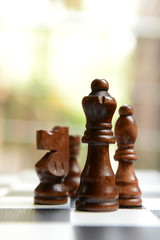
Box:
[114,105,142,207]
[76,79,119,212]
[34,126,69,205]
[64,135,81,197]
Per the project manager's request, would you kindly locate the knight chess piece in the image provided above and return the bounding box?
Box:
[76,78,119,212]
[64,135,81,197]
[114,105,142,207]
[34,126,69,205]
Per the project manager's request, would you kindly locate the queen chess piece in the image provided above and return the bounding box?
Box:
[76,79,119,212]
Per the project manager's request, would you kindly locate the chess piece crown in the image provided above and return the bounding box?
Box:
[82,78,117,144]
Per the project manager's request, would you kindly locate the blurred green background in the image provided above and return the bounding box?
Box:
[0,0,160,172]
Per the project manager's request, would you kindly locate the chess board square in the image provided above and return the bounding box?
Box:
[0,196,70,209]
[0,209,70,222]
[73,226,160,240]
[142,198,160,210]
[71,208,160,227]
[0,223,73,240]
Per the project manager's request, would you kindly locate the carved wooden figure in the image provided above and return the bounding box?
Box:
[34,126,69,205]
[114,105,142,207]
[76,79,119,212]
[64,135,81,197]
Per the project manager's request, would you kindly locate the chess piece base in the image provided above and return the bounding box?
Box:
[76,200,119,212]
[119,198,142,207]
[34,182,68,205]
[116,161,142,207]
[68,190,77,198]
[34,196,67,205]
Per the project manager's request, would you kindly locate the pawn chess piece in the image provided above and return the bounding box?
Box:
[76,79,119,212]
[114,105,142,207]
[64,135,81,197]
[34,126,69,205]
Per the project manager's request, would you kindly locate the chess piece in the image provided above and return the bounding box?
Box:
[64,135,81,197]
[76,79,119,212]
[114,105,142,207]
[34,126,69,205]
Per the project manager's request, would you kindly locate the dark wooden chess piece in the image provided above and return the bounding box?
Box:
[64,135,81,198]
[114,105,142,207]
[34,126,69,205]
[76,78,119,212]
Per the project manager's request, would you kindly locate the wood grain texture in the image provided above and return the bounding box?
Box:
[64,135,81,198]
[114,105,142,207]
[34,126,69,205]
[76,79,119,212]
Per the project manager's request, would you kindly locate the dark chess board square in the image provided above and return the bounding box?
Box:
[0,208,70,222]
[73,226,160,240]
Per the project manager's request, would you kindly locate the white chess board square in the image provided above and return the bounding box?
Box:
[142,198,160,210]
[70,208,160,227]
[0,223,73,240]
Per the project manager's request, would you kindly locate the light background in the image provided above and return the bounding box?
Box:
[0,0,160,172]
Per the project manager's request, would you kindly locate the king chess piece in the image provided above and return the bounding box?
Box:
[34,126,69,205]
[114,105,142,207]
[76,79,119,212]
[64,135,81,197]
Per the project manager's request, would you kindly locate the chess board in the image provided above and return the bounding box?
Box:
[0,170,160,240]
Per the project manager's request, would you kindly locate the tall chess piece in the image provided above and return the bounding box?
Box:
[114,105,142,207]
[64,135,81,197]
[76,79,119,212]
[34,126,69,205]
